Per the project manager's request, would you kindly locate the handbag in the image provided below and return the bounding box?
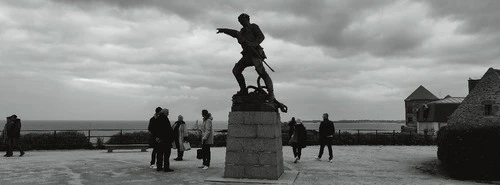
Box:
[289,134,298,145]
[196,149,205,159]
[183,141,191,151]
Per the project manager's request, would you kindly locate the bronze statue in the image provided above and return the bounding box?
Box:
[217,13,275,102]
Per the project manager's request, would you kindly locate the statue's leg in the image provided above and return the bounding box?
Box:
[233,57,249,94]
[252,58,274,101]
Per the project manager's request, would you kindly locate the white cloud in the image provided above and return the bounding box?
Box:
[0,0,499,121]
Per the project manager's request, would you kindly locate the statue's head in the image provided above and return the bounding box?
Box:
[238,13,250,26]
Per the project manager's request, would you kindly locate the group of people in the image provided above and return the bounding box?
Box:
[2,114,24,157]
[288,113,335,163]
[147,107,213,172]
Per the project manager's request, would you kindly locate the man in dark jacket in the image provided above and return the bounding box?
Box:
[152,109,174,172]
[216,13,275,102]
[147,107,162,169]
[4,115,24,157]
[316,113,334,162]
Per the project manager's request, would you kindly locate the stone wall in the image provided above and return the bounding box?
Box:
[448,68,500,125]
[405,100,433,129]
[224,111,284,180]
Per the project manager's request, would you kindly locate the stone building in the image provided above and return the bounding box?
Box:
[416,95,464,134]
[404,85,439,130]
[448,68,500,125]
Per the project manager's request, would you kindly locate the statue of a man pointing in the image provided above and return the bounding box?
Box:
[217,13,274,102]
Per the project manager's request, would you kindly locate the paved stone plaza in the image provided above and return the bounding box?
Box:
[0,146,495,185]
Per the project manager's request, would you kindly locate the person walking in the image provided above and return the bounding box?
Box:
[152,109,174,172]
[199,109,213,170]
[315,113,335,162]
[4,115,24,157]
[172,115,188,161]
[3,116,12,157]
[290,118,306,163]
[148,107,162,169]
[288,117,296,141]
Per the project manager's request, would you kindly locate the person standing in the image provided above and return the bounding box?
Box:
[290,118,306,163]
[172,115,188,161]
[153,109,174,172]
[3,116,12,157]
[315,113,335,162]
[4,115,24,157]
[148,107,162,169]
[199,109,213,170]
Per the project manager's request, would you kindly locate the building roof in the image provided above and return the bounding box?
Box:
[405,85,439,101]
[428,97,465,104]
[447,67,500,125]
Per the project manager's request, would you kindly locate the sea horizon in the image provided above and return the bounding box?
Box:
[16,119,405,132]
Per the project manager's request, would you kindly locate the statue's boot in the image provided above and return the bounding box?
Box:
[262,75,275,102]
[234,70,248,95]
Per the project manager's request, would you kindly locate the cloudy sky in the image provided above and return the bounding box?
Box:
[1,0,499,121]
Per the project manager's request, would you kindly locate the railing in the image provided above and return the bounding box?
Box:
[2,128,434,147]
[293,129,435,145]
[0,129,227,145]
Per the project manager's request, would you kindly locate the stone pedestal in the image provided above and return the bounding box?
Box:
[224,111,284,180]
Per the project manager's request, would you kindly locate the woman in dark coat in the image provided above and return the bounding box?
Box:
[290,118,306,163]
[152,109,174,172]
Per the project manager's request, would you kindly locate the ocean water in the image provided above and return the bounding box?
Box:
[18,120,404,132]
[11,120,403,143]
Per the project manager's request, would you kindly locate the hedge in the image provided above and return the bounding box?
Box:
[437,123,500,180]
[0,131,92,150]
[281,130,435,146]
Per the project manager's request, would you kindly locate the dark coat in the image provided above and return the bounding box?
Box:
[291,124,307,148]
[319,119,335,142]
[151,114,174,148]
[148,115,158,147]
[288,120,296,140]
[8,119,21,138]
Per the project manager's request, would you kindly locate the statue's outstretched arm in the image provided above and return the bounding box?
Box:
[216,28,238,38]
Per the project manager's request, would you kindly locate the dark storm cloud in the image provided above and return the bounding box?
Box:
[52,0,426,58]
[416,0,500,66]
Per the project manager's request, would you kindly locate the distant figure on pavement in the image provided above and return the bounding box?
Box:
[172,115,189,161]
[290,118,306,163]
[3,115,24,157]
[148,107,162,169]
[199,109,213,170]
[315,113,335,163]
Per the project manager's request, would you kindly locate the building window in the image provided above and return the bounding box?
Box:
[407,116,413,123]
[485,105,493,116]
[423,108,430,120]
